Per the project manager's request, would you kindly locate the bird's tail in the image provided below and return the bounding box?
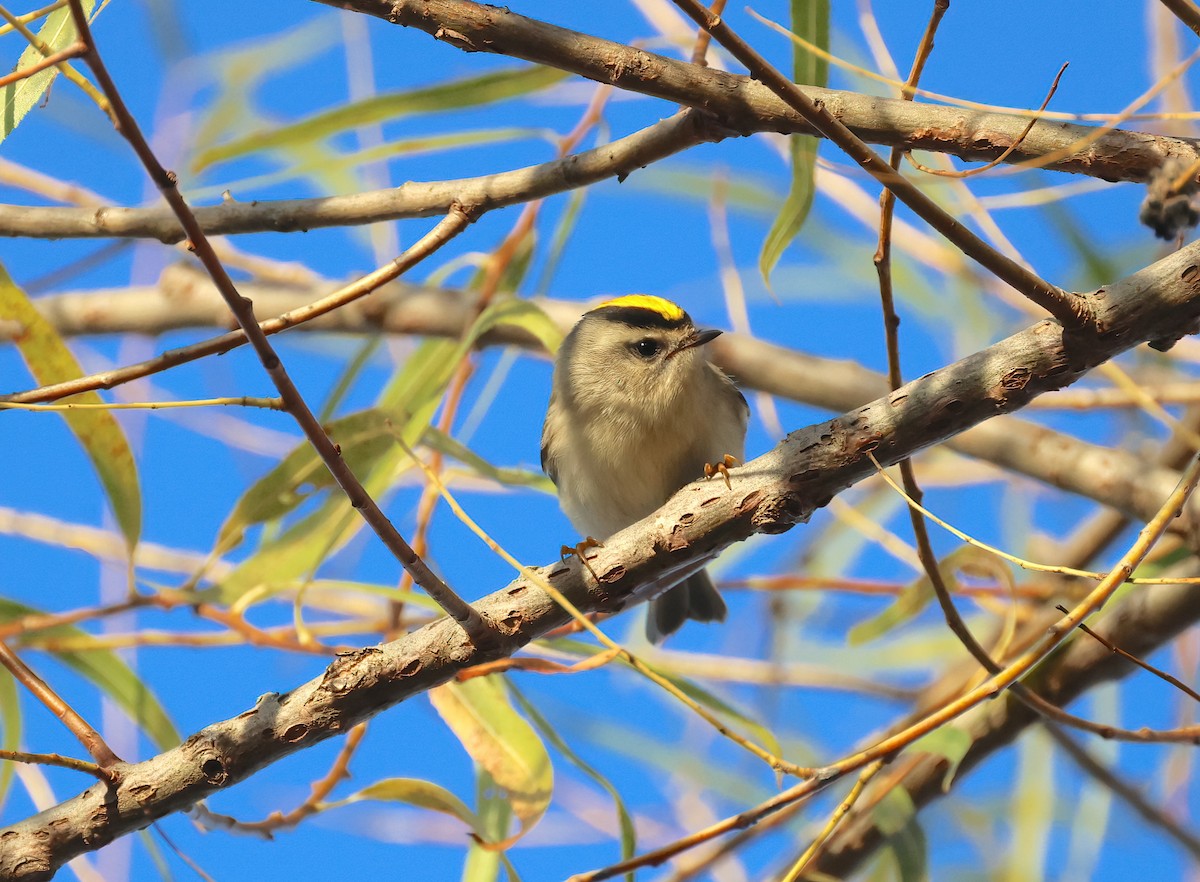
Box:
[645,569,727,643]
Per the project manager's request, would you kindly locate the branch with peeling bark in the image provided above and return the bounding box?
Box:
[3,225,1200,880]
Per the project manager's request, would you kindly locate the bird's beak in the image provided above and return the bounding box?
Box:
[669,327,722,358]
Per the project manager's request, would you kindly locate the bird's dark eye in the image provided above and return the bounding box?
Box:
[633,338,660,358]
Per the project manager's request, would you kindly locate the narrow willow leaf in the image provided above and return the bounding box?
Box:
[138,828,172,881]
[1006,728,1053,882]
[642,658,785,762]
[194,127,553,206]
[635,167,778,216]
[191,17,338,157]
[214,337,461,600]
[215,408,400,552]
[0,599,179,749]
[318,337,382,422]
[215,293,554,599]
[0,666,19,807]
[463,768,510,882]
[475,297,564,356]
[346,777,478,831]
[552,635,787,767]
[430,675,553,844]
[873,788,929,882]
[848,546,993,645]
[509,684,636,875]
[759,0,829,283]
[911,725,972,792]
[424,428,554,493]
[0,1,95,143]
[195,65,568,170]
[534,188,588,299]
[0,264,141,548]
[847,572,933,646]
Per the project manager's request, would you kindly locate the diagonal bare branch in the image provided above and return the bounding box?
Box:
[0,2,1195,241]
[3,231,1200,880]
[64,0,494,645]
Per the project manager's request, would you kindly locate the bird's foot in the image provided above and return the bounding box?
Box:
[561,536,603,580]
[704,454,738,490]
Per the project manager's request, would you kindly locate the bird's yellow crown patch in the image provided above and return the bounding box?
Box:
[593,294,686,323]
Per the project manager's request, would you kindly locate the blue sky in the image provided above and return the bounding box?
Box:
[1,2,1197,880]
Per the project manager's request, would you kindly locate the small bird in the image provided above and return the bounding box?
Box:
[541,295,749,641]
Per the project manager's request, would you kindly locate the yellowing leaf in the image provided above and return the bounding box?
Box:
[0,264,141,548]
[430,675,552,845]
[348,777,478,831]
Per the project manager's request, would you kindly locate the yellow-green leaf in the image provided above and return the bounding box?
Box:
[510,684,636,874]
[347,777,478,831]
[911,725,972,792]
[424,428,554,493]
[0,599,179,750]
[873,788,929,882]
[195,65,568,170]
[464,768,511,882]
[430,675,552,844]
[759,0,829,283]
[0,1,95,142]
[0,664,19,807]
[0,264,140,548]
[475,297,564,355]
[215,408,399,552]
[213,337,462,600]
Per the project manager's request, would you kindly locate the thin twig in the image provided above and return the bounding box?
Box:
[394,82,612,635]
[0,641,120,772]
[780,760,885,882]
[688,0,727,66]
[1055,604,1200,703]
[906,62,1069,178]
[64,0,496,647]
[0,749,105,779]
[2,110,708,407]
[205,723,369,834]
[0,1,67,38]
[0,40,85,88]
[669,0,1088,327]
[871,0,1001,681]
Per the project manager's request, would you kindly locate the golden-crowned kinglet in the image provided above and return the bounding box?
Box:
[541,295,749,642]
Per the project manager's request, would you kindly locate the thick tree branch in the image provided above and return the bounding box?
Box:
[16,265,1200,553]
[343,0,1198,182]
[0,3,1196,241]
[3,230,1200,880]
[0,110,720,241]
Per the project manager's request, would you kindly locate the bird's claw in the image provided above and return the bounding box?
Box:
[561,537,603,580]
[704,454,738,490]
